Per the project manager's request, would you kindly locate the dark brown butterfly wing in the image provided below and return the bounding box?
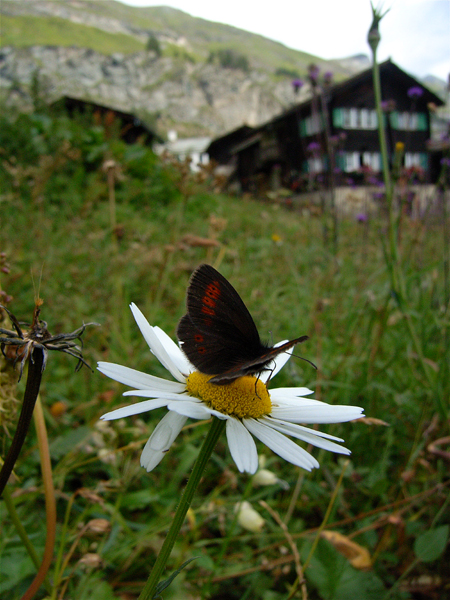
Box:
[184,264,261,346]
[207,335,309,384]
[177,264,308,383]
[177,265,265,375]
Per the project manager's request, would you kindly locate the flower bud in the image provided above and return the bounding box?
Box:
[236,501,265,533]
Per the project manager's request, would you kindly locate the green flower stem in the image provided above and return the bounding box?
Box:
[372,49,392,199]
[371,48,403,301]
[51,494,77,600]
[138,416,226,600]
[370,36,443,416]
[2,486,52,594]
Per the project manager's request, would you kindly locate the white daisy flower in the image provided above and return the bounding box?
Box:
[98,304,363,475]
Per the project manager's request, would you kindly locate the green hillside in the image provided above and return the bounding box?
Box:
[0,13,145,54]
[0,0,346,76]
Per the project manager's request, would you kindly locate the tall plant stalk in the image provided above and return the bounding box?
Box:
[368,3,444,417]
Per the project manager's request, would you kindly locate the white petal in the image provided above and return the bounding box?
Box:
[140,412,187,471]
[261,417,351,455]
[167,400,212,420]
[270,387,315,398]
[260,340,291,382]
[153,326,193,375]
[123,390,190,399]
[130,304,185,383]
[270,421,344,442]
[271,397,327,407]
[97,362,185,392]
[101,398,170,420]
[270,405,364,424]
[244,418,319,471]
[226,418,259,474]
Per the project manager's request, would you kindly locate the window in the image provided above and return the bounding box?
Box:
[340,151,381,172]
[405,153,428,169]
[362,152,381,171]
[344,152,360,172]
[390,112,427,131]
[334,108,378,130]
[299,114,323,136]
[308,156,324,173]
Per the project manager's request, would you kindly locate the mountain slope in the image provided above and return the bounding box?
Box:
[0,0,354,77]
[2,0,405,137]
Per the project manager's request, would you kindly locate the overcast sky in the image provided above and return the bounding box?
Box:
[119,0,450,81]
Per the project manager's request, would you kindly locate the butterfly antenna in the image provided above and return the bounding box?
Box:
[290,352,318,370]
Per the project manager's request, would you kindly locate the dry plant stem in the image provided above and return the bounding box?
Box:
[382,488,450,600]
[21,395,56,600]
[205,472,254,593]
[0,347,44,497]
[259,500,307,600]
[284,471,305,525]
[56,523,91,600]
[106,164,117,234]
[303,459,349,571]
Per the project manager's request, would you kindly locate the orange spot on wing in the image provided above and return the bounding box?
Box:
[205,281,221,300]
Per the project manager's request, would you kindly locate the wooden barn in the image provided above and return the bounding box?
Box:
[207,60,445,193]
[50,95,162,146]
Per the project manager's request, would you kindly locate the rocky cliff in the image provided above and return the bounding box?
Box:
[0,45,312,136]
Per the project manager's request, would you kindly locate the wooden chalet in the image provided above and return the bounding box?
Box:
[50,95,162,145]
[208,60,445,193]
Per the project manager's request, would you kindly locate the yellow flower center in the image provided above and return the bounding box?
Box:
[186,371,272,419]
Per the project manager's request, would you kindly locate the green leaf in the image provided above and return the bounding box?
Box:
[49,426,91,459]
[414,525,449,562]
[78,574,116,600]
[153,558,197,599]
[122,489,161,510]
[0,551,37,594]
[302,539,385,600]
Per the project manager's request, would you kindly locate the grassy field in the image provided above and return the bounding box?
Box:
[0,108,449,599]
[0,14,145,55]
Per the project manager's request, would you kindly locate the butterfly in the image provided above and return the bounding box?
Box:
[176,264,309,384]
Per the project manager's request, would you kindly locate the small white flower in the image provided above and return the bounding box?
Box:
[98,304,363,475]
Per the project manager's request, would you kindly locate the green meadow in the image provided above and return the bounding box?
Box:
[0,108,449,599]
[0,14,145,55]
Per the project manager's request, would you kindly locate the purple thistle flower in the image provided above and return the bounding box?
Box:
[292,78,304,93]
[306,141,321,154]
[356,213,368,223]
[323,71,333,85]
[308,64,320,84]
[407,86,423,99]
[381,99,396,112]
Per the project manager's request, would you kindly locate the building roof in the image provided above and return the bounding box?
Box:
[209,60,445,153]
[50,95,163,143]
[266,59,445,127]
